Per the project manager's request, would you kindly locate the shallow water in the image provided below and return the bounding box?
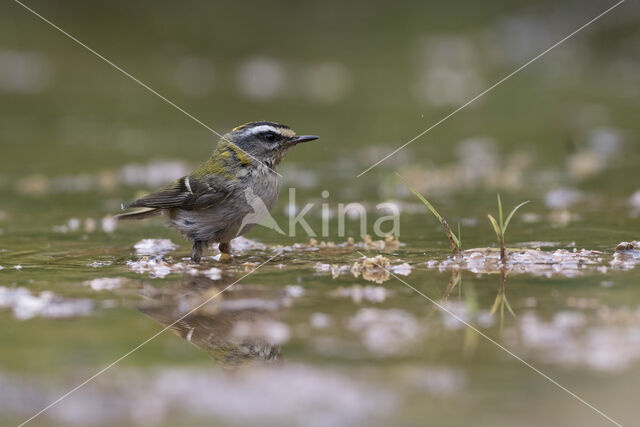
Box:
[2,220,640,426]
[2,1,640,426]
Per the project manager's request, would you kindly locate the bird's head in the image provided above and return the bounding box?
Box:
[222,121,319,167]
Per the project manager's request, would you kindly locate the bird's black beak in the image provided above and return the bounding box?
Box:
[285,135,319,147]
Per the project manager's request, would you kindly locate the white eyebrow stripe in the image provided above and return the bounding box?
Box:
[244,125,283,136]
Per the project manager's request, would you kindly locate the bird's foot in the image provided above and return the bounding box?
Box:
[191,240,203,264]
[219,242,232,263]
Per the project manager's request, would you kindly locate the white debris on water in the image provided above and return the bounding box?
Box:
[310,312,332,329]
[126,256,238,279]
[507,310,640,372]
[53,216,118,234]
[332,286,390,304]
[548,209,580,227]
[572,127,624,179]
[296,235,402,252]
[348,308,421,356]
[301,60,352,104]
[414,36,483,107]
[203,267,222,280]
[403,367,467,396]
[390,262,412,275]
[314,262,331,273]
[127,242,259,278]
[611,241,640,270]
[315,255,412,284]
[615,241,639,251]
[83,218,96,233]
[86,260,113,268]
[514,241,561,248]
[0,364,395,426]
[544,188,583,209]
[16,161,192,196]
[521,212,541,223]
[285,285,305,298]
[68,218,81,231]
[392,139,531,197]
[629,190,640,209]
[134,239,178,256]
[120,161,191,187]
[83,277,128,291]
[429,247,609,277]
[229,236,267,252]
[101,216,117,233]
[238,56,286,100]
[439,301,494,330]
[126,258,175,278]
[0,286,93,320]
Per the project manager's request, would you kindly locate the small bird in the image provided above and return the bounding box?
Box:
[117,121,319,262]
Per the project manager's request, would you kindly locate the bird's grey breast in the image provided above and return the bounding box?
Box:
[248,163,280,210]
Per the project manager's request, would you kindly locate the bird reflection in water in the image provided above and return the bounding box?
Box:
[138,273,292,369]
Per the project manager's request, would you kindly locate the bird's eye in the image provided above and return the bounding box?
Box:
[264,132,276,142]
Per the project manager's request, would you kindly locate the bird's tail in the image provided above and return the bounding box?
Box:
[115,207,161,220]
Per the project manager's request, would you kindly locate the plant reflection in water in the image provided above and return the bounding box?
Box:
[441,268,517,355]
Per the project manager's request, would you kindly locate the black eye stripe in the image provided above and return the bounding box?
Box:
[263,131,278,141]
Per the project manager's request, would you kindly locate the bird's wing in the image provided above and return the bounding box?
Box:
[127,175,230,210]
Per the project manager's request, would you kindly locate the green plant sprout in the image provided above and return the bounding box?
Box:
[397,173,461,254]
[487,194,529,264]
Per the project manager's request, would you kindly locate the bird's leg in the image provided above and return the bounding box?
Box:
[219,242,232,263]
[191,240,203,263]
